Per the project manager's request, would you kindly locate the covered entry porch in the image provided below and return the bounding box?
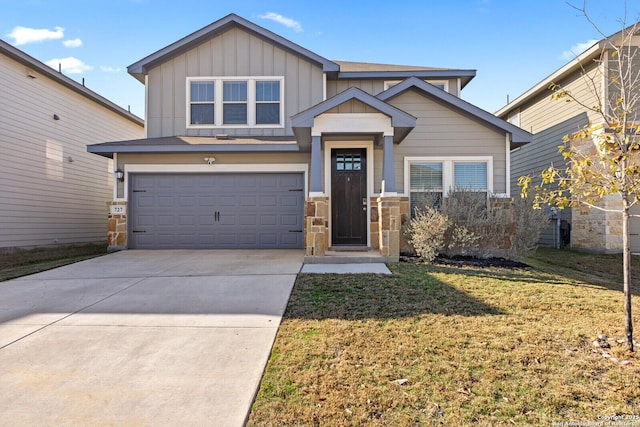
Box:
[291,87,416,262]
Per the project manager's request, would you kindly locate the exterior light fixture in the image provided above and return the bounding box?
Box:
[115,169,124,182]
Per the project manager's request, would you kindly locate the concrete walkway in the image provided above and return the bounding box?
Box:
[0,250,302,427]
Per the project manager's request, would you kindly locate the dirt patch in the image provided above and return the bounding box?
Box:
[400,253,531,269]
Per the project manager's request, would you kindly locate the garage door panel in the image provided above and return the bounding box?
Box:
[130,172,303,249]
[280,195,299,207]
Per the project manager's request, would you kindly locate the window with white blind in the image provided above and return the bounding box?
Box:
[187,77,283,128]
[405,157,492,217]
[409,162,443,215]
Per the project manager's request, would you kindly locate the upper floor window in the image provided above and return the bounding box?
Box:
[190,81,215,125]
[187,77,283,128]
[507,110,520,127]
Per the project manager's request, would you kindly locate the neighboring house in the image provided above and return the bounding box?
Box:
[0,40,144,250]
[496,27,640,253]
[87,14,531,261]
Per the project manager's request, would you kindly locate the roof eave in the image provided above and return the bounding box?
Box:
[1,39,144,126]
[379,77,532,148]
[337,69,476,81]
[127,14,338,79]
[495,42,604,116]
[87,143,301,157]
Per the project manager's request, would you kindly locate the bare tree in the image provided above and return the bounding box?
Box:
[520,2,640,351]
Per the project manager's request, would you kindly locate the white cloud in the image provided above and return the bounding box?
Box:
[63,38,83,48]
[100,65,121,73]
[45,57,93,74]
[258,12,303,32]
[560,39,599,60]
[6,26,64,46]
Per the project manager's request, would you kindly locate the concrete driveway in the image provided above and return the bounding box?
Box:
[0,249,303,426]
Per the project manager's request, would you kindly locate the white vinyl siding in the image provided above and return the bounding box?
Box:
[186,77,283,129]
[0,50,143,248]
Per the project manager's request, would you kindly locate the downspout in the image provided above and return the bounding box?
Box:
[505,133,511,197]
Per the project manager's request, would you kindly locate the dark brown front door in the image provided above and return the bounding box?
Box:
[331,148,367,246]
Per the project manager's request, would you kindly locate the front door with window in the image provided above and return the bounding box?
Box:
[331,148,367,246]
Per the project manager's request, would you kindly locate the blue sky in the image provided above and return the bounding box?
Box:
[3,0,639,119]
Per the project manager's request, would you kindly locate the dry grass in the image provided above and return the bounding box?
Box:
[0,243,107,281]
[248,248,640,426]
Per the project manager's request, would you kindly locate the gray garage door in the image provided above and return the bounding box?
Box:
[129,173,304,249]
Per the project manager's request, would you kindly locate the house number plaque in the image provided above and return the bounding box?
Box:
[110,205,126,215]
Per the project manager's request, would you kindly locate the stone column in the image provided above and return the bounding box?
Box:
[377,196,401,261]
[304,197,329,256]
[107,201,127,251]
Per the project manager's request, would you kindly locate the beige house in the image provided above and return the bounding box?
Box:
[0,40,144,249]
[88,14,530,261]
[497,27,640,253]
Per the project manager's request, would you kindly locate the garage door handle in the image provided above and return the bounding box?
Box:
[289,229,302,233]
[132,230,146,233]
[214,211,220,222]
[289,188,303,192]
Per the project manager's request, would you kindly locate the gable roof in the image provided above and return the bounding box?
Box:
[496,24,640,117]
[291,86,416,146]
[334,61,476,88]
[379,77,531,148]
[0,39,143,126]
[128,14,339,83]
[292,86,416,128]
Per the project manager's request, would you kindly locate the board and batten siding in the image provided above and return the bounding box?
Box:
[0,53,143,249]
[386,89,507,194]
[146,26,325,138]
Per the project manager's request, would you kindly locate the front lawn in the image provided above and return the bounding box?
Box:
[248,248,640,426]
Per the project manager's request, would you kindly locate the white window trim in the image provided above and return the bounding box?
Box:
[403,156,494,197]
[115,163,308,202]
[384,80,449,92]
[186,76,284,129]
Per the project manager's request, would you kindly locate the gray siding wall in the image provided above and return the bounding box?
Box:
[516,61,602,135]
[502,60,603,248]
[146,27,325,138]
[511,114,588,246]
[0,53,143,248]
[387,89,507,193]
[326,78,460,98]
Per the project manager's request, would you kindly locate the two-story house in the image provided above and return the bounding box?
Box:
[1,39,143,250]
[497,25,640,253]
[88,14,531,261]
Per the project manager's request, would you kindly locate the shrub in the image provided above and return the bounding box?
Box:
[511,194,550,257]
[404,207,449,262]
[404,191,549,261]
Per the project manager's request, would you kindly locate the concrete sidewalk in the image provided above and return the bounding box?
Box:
[0,250,302,426]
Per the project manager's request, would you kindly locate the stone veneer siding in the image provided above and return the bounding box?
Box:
[572,196,622,253]
[304,197,329,256]
[377,196,402,261]
[107,201,127,251]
